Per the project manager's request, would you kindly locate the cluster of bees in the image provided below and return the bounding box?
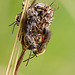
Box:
[9,0,54,64]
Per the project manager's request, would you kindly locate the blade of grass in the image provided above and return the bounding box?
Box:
[8,39,19,75]
[13,0,30,74]
[5,25,21,75]
[13,40,21,75]
[6,2,23,74]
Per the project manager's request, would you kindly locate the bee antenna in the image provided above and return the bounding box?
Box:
[26,50,33,66]
[53,5,59,11]
[12,23,16,34]
[9,22,15,26]
[50,0,56,6]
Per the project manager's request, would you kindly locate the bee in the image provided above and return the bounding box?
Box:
[9,12,22,34]
[23,28,52,64]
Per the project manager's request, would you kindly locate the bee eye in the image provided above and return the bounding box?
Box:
[17,18,20,22]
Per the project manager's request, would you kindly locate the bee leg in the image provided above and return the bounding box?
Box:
[26,50,33,66]
[23,54,36,62]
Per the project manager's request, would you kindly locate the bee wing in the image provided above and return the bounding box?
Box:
[46,31,52,44]
[43,30,52,45]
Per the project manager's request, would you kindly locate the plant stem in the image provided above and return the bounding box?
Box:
[14,49,26,75]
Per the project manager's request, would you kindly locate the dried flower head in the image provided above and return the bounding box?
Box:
[21,1,54,54]
[7,1,56,74]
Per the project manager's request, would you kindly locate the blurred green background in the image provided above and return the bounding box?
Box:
[0,0,75,75]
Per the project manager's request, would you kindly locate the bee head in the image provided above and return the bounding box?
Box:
[9,12,22,34]
[29,45,37,51]
[15,14,21,25]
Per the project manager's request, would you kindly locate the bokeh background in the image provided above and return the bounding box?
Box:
[0,0,75,75]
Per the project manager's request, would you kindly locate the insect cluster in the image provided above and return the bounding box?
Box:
[9,0,54,64]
